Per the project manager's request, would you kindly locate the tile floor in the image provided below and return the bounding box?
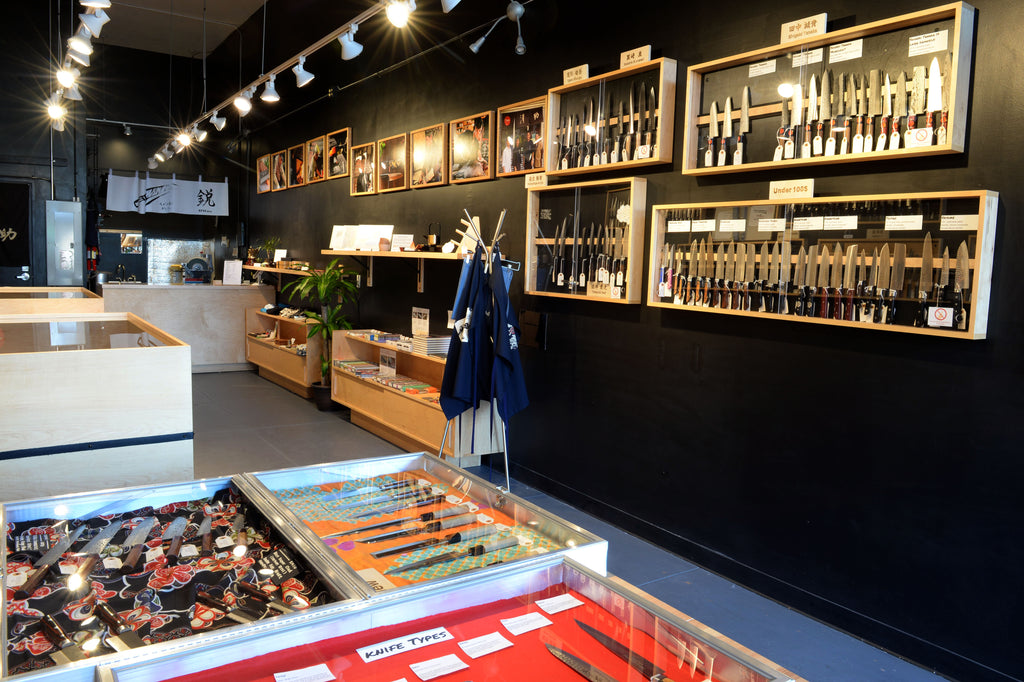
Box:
[193,371,938,681]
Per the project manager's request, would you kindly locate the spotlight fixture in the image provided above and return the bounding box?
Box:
[57,66,80,88]
[261,74,280,102]
[386,0,416,28]
[192,124,207,142]
[234,87,254,115]
[171,139,184,153]
[123,124,132,136]
[176,131,192,147]
[338,24,363,60]
[441,0,461,12]
[64,83,83,101]
[147,157,158,169]
[79,9,110,38]
[154,147,168,162]
[46,94,66,120]
[209,110,226,131]
[80,0,112,8]
[68,27,94,56]
[52,118,66,132]
[67,46,91,67]
[470,1,526,55]
[292,56,314,87]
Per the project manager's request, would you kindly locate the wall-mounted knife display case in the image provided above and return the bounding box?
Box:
[681,2,975,175]
[525,177,647,304]
[1,476,365,679]
[97,557,806,682]
[234,453,607,598]
[647,190,997,339]
[546,58,676,177]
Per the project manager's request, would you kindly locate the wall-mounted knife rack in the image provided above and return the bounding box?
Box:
[545,58,676,178]
[680,2,975,176]
[647,190,997,339]
[525,177,647,304]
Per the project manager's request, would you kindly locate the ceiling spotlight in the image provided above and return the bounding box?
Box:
[338,24,363,60]
[261,74,279,102]
[209,110,226,131]
[441,0,461,12]
[171,139,184,153]
[57,66,80,88]
[123,124,132,136]
[292,56,314,88]
[80,0,112,7]
[52,118,66,132]
[147,157,158,169]
[234,87,253,115]
[192,124,208,142]
[68,27,94,55]
[79,9,110,38]
[64,83,83,101]
[386,0,416,28]
[508,1,526,55]
[46,94,66,120]
[176,131,192,147]
[68,46,91,67]
[154,147,168,162]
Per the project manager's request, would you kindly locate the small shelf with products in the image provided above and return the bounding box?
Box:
[546,57,676,177]
[525,176,646,304]
[647,190,996,339]
[242,264,311,292]
[321,248,461,293]
[245,308,323,397]
[681,2,975,175]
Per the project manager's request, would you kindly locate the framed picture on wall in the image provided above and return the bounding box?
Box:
[326,127,350,179]
[350,142,376,196]
[450,111,493,183]
[410,123,447,188]
[496,97,546,177]
[271,150,288,191]
[377,133,408,193]
[256,154,271,193]
[288,144,305,188]
[305,136,326,184]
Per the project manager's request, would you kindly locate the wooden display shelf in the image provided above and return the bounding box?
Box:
[525,177,646,304]
[321,249,461,292]
[681,2,975,175]
[647,190,997,339]
[245,309,323,398]
[242,265,313,275]
[546,57,676,178]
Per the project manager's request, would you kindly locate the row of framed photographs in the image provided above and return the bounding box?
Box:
[255,96,545,196]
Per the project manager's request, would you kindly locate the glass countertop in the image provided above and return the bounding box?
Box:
[0,319,167,354]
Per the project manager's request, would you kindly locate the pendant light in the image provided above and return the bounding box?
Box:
[261,74,280,102]
[292,56,314,87]
[67,27,94,55]
[79,9,110,38]
[57,66,80,89]
[234,87,254,115]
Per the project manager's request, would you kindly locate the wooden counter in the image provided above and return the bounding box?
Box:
[101,282,274,372]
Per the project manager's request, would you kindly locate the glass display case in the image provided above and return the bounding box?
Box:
[97,557,805,682]
[0,288,103,314]
[234,453,607,597]
[1,476,364,679]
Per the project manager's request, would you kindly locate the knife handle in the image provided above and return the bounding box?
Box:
[96,602,126,633]
[887,290,898,324]
[926,110,935,129]
[907,112,917,131]
[74,554,101,582]
[120,542,147,575]
[915,295,928,327]
[167,534,185,565]
[832,289,843,320]
[767,284,778,313]
[953,289,965,329]
[844,289,856,321]
[818,288,830,318]
[733,282,743,310]
[16,565,50,600]
[41,614,74,648]
[873,293,885,323]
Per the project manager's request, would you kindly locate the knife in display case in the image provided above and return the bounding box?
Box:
[15,524,85,599]
[915,233,933,327]
[118,516,158,575]
[830,242,844,320]
[954,241,969,329]
[96,602,146,651]
[705,101,719,168]
[734,86,750,165]
[843,244,859,321]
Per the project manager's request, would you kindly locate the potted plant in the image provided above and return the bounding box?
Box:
[281,258,358,410]
[255,236,281,266]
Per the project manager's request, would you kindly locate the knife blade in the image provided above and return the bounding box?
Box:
[955,240,970,329]
[792,245,807,315]
[612,101,624,163]
[852,75,866,153]
[197,515,214,556]
[705,101,719,168]
[861,246,878,322]
[626,85,636,161]
[757,241,769,311]
[40,614,88,664]
[742,239,755,310]
[576,620,676,682]
[735,86,750,165]
[874,243,891,323]
[583,97,595,167]
[14,525,86,599]
[357,512,478,544]
[719,96,733,166]
[733,242,746,310]
[713,242,726,308]
[118,517,158,575]
[69,521,123,590]
[789,83,802,160]
[371,523,497,559]
[768,242,781,313]
[385,534,520,575]
[876,74,891,151]
[891,71,907,149]
[802,75,817,159]
[600,93,611,164]
[196,590,258,625]
[546,644,621,682]
[907,65,927,145]
[915,232,934,327]
[801,244,818,317]
[633,84,645,161]
[236,581,296,614]
[816,70,830,156]
[865,69,880,151]
[936,55,951,146]
[778,240,792,314]
[774,92,790,162]
[723,242,736,308]
[814,244,830,317]
[888,242,907,324]
[685,238,699,304]
[844,244,859,320]
[163,515,190,564]
[647,85,658,157]
[925,56,942,143]
[842,72,856,154]
[96,602,146,651]
[830,242,844,319]
[351,493,446,520]
[940,246,950,303]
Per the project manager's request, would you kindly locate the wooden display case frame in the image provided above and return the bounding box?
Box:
[647,190,997,339]
[245,308,323,397]
[681,2,975,176]
[546,57,676,178]
[0,286,102,314]
[525,176,647,304]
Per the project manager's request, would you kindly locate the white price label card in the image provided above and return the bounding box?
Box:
[692,219,716,233]
[356,567,397,593]
[535,593,585,614]
[103,557,123,570]
[748,59,776,77]
[781,13,827,43]
[666,220,690,233]
[475,513,493,524]
[409,654,469,681]
[793,216,824,231]
[791,48,823,67]
[180,544,199,558]
[524,172,547,188]
[885,215,924,231]
[458,632,513,659]
[59,562,76,575]
[273,663,336,682]
[501,611,553,636]
[719,219,746,233]
[909,30,948,57]
[928,307,954,327]
[824,216,859,231]
[145,547,164,563]
[758,218,787,232]
[358,628,453,663]
[7,572,27,588]
[829,39,863,64]
[215,535,235,548]
[940,215,979,232]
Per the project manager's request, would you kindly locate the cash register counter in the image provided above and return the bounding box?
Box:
[101,282,274,372]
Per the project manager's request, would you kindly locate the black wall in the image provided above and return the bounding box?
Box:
[11,0,1023,679]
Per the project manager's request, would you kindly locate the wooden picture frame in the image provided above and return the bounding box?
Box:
[326,127,350,179]
[410,123,447,188]
[256,154,271,193]
[449,111,494,183]
[496,96,546,177]
[377,133,408,193]
[305,136,326,184]
[288,144,305,188]
[350,142,376,196]
[271,150,288,191]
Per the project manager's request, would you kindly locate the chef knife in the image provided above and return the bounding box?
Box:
[612,100,624,163]
[648,84,659,156]
[371,524,497,559]
[876,74,891,151]
[322,514,423,539]
[384,534,520,574]
[321,479,415,502]
[793,245,807,316]
[719,96,733,166]
[582,97,594,167]
[814,244,830,317]
[236,581,295,614]
[939,246,950,304]
[842,72,857,154]
[865,69,879,151]
[625,85,636,161]
[576,620,677,681]
[40,615,88,664]
[14,524,86,599]
[855,249,868,321]
[789,83,802,159]
[197,515,214,557]
[723,242,736,308]
[915,232,934,327]
[802,75,816,159]
[757,241,769,312]
[601,92,612,164]
[816,70,830,156]
[830,242,844,319]
[69,521,123,589]
[852,74,866,153]
[742,240,755,310]
[874,243,891,323]
[357,512,478,544]
[844,244,859,320]
[861,246,878,321]
[735,86,750,165]
[96,602,146,651]
[118,517,158,575]
[924,56,942,145]
[733,242,746,310]
[827,71,841,156]
[778,240,792,315]
[774,93,790,161]
[705,101,719,168]
[163,515,190,564]
[351,493,446,520]
[906,65,927,145]
[800,244,817,317]
[685,238,699,304]
[936,55,951,146]
[890,71,907,149]
[888,242,906,324]
[712,242,726,308]
[546,644,621,682]
[954,240,969,329]
[767,242,781,313]
[196,591,258,625]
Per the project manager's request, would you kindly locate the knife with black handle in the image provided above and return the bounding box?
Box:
[813,244,830,318]
[915,233,933,327]
[888,242,906,324]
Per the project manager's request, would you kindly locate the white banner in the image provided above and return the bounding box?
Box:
[106,171,228,216]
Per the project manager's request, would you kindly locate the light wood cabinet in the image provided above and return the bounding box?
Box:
[245,308,323,397]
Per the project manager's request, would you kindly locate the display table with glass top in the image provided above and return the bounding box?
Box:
[0,287,103,314]
[0,312,193,501]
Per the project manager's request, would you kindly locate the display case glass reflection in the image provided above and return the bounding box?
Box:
[496,96,545,177]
